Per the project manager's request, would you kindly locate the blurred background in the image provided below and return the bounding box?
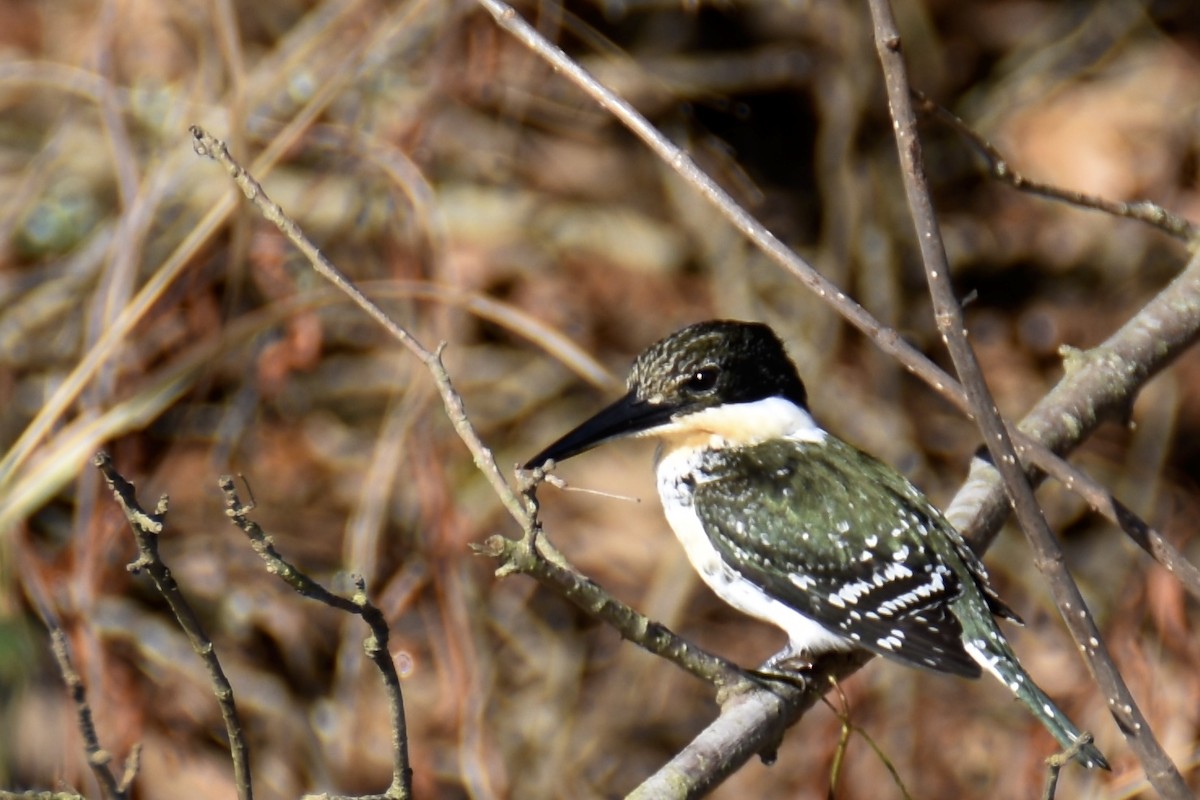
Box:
[1,1,1198,797]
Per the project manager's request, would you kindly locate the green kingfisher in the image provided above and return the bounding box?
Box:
[526,319,1107,770]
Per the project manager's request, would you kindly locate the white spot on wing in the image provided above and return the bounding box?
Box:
[877,634,904,650]
[965,640,997,665]
[790,572,816,590]
[834,580,873,606]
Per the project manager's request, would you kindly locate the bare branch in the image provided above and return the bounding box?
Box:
[92,452,254,800]
[47,626,126,800]
[914,91,1199,243]
[474,526,744,688]
[866,1,1186,795]
[220,477,413,800]
[189,125,531,537]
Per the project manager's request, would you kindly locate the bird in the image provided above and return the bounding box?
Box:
[525,319,1108,770]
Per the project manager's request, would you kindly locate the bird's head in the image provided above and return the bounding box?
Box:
[525,320,810,469]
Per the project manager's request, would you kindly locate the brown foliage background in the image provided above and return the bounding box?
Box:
[1,1,1198,798]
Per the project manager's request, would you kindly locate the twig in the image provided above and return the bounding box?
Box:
[219,477,412,800]
[47,626,128,800]
[93,452,254,800]
[821,683,914,800]
[189,125,530,532]
[994,444,1200,602]
[188,126,745,692]
[914,91,1199,244]
[1042,732,1100,800]
[866,2,1187,797]
[474,530,745,688]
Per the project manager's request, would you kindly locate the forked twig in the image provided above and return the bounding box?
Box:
[93,452,253,800]
[219,476,412,800]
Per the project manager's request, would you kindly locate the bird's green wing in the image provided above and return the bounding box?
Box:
[692,438,983,677]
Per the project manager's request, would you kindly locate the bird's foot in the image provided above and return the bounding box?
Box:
[712,657,811,767]
[750,649,816,684]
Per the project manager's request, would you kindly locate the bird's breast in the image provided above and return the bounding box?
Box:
[655,444,726,577]
[651,442,854,655]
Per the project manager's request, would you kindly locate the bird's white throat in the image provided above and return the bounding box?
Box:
[643,396,826,451]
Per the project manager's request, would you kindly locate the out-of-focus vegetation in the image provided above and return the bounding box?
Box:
[1,1,1197,798]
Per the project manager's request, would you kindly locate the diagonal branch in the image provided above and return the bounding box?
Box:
[914,91,1199,243]
[867,1,1184,795]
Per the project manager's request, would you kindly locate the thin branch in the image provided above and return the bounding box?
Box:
[92,452,254,800]
[47,626,127,800]
[219,476,412,800]
[188,126,744,692]
[473,528,745,687]
[189,125,530,533]
[821,684,915,800]
[866,2,1186,797]
[914,91,1199,244]
[950,246,1200,556]
[999,443,1200,602]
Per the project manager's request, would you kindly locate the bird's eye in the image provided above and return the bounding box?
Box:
[685,366,720,393]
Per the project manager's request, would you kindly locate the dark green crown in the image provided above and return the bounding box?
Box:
[627,320,809,413]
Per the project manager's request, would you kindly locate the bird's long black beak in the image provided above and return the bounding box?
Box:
[524,391,675,469]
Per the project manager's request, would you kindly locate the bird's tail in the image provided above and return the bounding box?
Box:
[962,627,1109,770]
